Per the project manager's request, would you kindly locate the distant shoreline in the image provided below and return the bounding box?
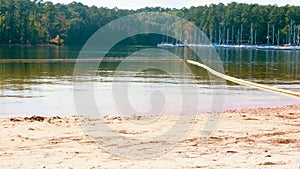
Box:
[0,43,63,47]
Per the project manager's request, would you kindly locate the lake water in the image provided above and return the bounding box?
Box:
[0,45,299,117]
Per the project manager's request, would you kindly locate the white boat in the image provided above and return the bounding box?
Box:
[175,42,185,47]
[186,43,213,48]
[244,45,258,49]
[257,45,300,50]
[157,42,174,47]
[273,45,300,50]
[256,45,276,50]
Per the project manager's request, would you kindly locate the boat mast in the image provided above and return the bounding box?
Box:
[293,24,296,45]
[267,23,270,44]
[277,29,280,45]
[179,27,182,43]
[172,31,175,44]
[218,25,221,44]
[166,29,169,43]
[240,24,243,45]
[209,29,213,43]
[231,26,234,44]
[223,26,226,44]
[272,24,275,45]
[250,23,253,44]
[226,28,229,44]
[194,27,197,44]
[255,30,257,44]
[297,26,300,45]
[214,29,217,44]
[237,29,240,45]
[198,29,201,44]
[289,19,292,44]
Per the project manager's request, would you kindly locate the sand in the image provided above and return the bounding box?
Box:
[0,105,299,168]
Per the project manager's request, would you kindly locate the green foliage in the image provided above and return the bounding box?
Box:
[0,1,299,45]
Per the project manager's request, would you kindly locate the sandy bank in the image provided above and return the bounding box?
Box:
[0,105,299,168]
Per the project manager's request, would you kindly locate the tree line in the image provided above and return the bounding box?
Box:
[0,0,299,45]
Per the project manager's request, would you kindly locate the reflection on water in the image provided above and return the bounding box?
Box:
[0,46,80,59]
[0,46,299,116]
[220,49,300,83]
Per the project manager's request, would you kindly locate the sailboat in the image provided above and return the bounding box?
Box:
[157,29,174,47]
[257,22,300,50]
[175,28,185,47]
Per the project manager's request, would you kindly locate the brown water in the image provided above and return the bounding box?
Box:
[0,45,299,117]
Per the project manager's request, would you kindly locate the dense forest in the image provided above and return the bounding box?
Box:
[0,0,299,45]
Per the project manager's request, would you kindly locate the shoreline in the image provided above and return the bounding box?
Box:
[0,43,63,47]
[1,103,299,118]
[1,104,299,168]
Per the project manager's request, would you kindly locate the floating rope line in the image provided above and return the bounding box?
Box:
[186,59,300,98]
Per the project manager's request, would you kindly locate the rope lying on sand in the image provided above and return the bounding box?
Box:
[186,59,300,98]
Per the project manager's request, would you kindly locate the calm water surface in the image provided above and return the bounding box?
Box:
[0,45,299,117]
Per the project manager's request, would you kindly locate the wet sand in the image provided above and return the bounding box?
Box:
[0,105,299,168]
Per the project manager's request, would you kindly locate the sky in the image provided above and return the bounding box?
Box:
[48,0,300,9]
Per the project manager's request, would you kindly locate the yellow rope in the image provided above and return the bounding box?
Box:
[186,59,300,98]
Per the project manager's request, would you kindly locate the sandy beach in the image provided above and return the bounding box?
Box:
[1,105,299,169]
